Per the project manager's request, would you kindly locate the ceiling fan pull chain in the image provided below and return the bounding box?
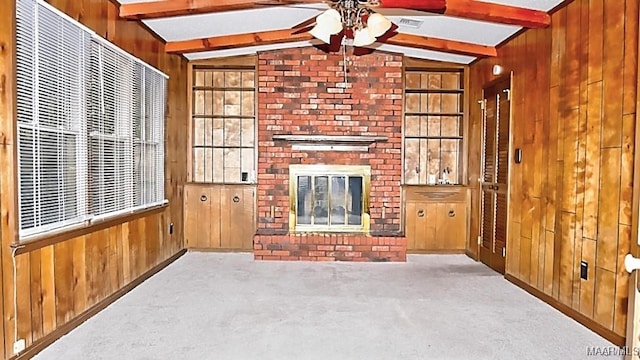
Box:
[342,43,348,83]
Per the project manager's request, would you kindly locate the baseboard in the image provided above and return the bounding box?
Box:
[13,248,187,360]
[505,274,625,346]
[187,248,252,253]
[407,249,466,255]
[465,249,479,261]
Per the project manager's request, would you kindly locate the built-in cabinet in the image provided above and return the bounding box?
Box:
[184,184,256,250]
[404,187,468,252]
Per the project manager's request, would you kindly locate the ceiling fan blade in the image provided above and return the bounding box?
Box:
[292,15,318,30]
[374,22,399,42]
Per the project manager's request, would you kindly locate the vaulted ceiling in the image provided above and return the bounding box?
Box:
[116,0,568,64]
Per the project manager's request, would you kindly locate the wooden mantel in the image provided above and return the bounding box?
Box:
[272,134,389,152]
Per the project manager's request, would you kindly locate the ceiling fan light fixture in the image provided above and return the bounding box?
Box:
[353,27,376,47]
[367,12,392,37]
[320,8,341,22]
[309,23,334,44]
[308,2,392,47]
[315,9,343,35]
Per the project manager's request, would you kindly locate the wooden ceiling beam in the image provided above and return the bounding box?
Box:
[166,28,496,59]
[385,33,497,57]
[165,29,314,53]
[122,0,550,29]
[378,0,551,28]
[119,0,301,20]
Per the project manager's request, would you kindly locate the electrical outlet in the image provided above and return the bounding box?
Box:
[13,339,25,354]
[580,261,588,280]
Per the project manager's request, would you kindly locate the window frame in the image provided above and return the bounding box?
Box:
[15,0,168,240]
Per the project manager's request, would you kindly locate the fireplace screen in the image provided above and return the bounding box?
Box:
[290,165,370,232]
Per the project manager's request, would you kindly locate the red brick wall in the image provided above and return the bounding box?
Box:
[255,46,405,262]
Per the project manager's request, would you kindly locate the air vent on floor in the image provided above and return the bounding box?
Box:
[397,18,424,29]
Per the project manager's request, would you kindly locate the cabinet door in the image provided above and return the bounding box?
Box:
[405,201,436,251]
[184,185,213,248]
[436,203,466,250]
[220,186,255,250]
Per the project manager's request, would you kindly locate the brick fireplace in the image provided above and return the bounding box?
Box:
[254,46,406,262]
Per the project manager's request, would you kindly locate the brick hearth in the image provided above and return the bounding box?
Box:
[254,46,406,262]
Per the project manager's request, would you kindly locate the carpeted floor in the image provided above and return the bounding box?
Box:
[34,252,618,360]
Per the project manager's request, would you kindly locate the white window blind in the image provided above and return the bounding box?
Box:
[89,42,135,216]
[16,0,168,238]
[135,67,166,207]
[16,0,90,236]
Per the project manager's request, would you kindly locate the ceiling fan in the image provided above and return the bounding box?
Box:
[120,0,551,58]
[274,0,551,50]
[291,0,396,47]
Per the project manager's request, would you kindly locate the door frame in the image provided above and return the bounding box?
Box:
[478,73,514,274]
[624,14,640,357]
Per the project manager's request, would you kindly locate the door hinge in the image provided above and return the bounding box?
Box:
[477,236,482,245]
[502,248,506,257]
[478,99,486,110]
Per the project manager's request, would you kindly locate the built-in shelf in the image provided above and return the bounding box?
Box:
[273,134,388,152]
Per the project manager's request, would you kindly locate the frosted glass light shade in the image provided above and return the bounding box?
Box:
[316,9,343,35]
[309,24,333,44]
[353,27,376,47]
[367,13,392,37]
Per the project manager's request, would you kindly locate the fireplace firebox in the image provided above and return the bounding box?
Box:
[289,165,370,233]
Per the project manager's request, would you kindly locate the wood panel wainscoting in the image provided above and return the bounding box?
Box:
[404,187,469,253]
[184,184,256,251]
[468,0,638,344]
[0,0,189,359]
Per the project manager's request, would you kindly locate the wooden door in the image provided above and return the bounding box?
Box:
[624,26,640,358]
[480,77,511,274]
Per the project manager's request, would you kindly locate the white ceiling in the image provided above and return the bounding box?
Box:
[116,0,564,64]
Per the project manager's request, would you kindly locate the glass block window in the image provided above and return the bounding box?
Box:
[191,67,256,183]
[404,69,464,185]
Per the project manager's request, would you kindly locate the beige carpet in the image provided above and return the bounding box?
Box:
[34,252,618,360]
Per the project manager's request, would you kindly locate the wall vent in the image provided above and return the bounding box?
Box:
[397,18,424,29]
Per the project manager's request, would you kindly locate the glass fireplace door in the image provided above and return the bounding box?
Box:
[291,165,370,232]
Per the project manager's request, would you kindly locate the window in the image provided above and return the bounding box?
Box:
[16,0,167,238]
[404,68,464,185]
[191,66,256,183]
[289,165,370,232]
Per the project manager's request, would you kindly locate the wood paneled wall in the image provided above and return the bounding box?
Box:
[0,0,189,358]
[469,0,639,340]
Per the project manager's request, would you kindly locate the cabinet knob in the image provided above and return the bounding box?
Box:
[233,195,240,203]
[448,210,456,217]
[200,194,208,202]
[417,209,425,218]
